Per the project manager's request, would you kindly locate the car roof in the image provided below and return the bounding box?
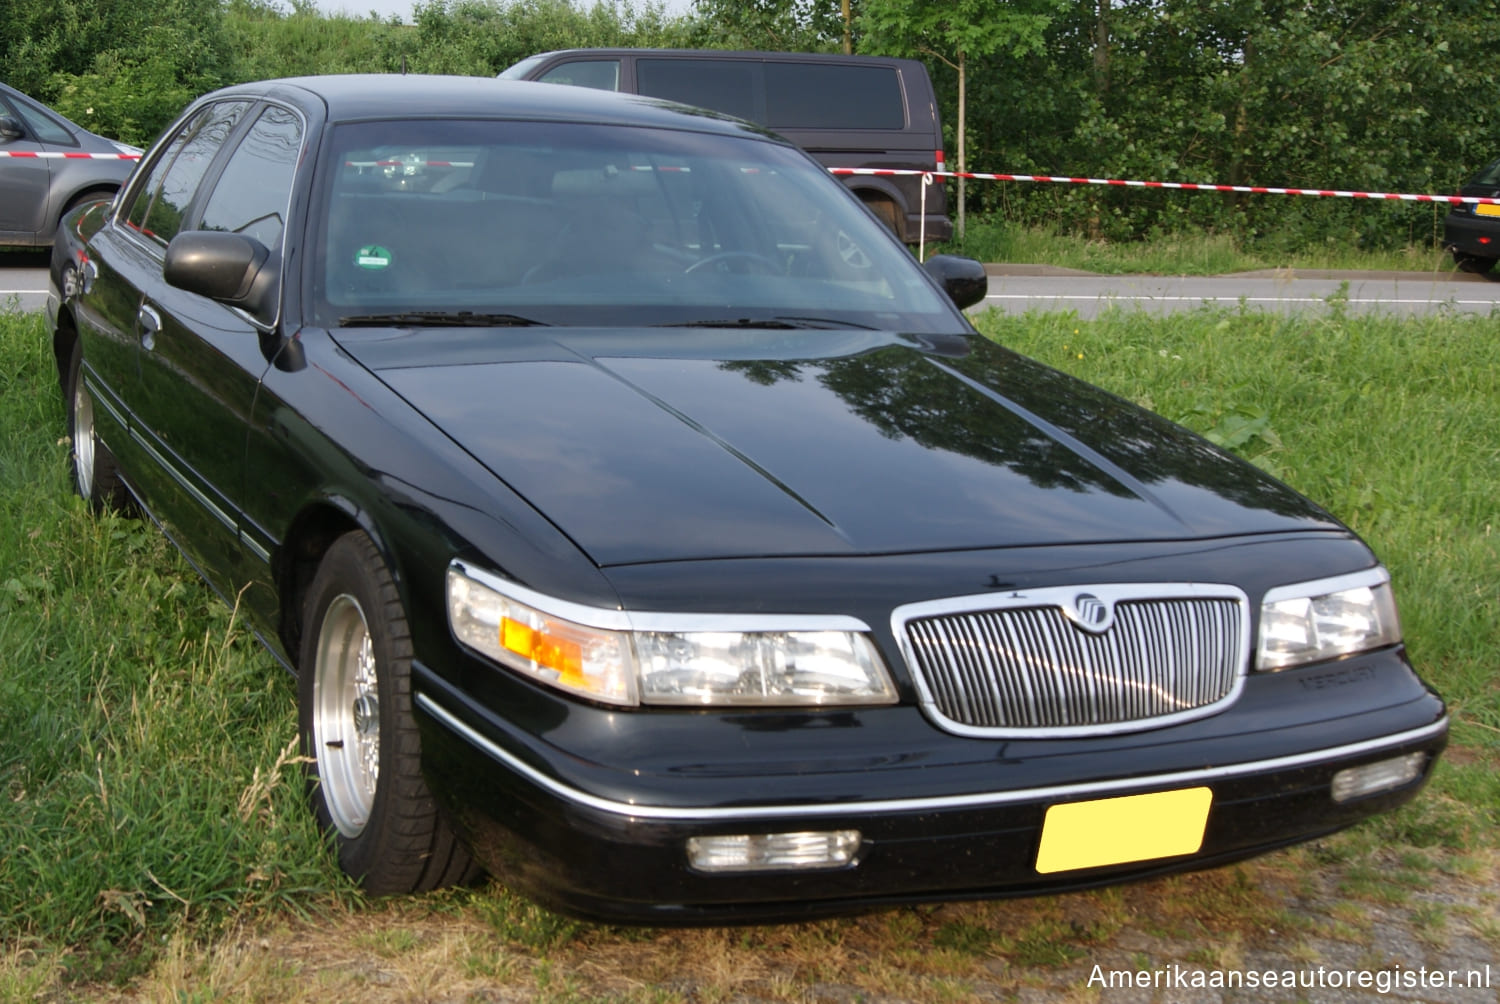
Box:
[518,48,922,67]
[203,74,780,139]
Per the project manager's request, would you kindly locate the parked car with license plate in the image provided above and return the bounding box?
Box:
[48,74,1446,924]
[0,80,139,247]
[1443,156,1500,274]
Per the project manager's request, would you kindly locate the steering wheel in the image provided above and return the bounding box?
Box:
[684,251,781,275]
[836,229,873,269]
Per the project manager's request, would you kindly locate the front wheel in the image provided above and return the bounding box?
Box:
[298,531,476,894]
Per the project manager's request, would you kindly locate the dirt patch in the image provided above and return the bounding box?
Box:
[70,840,1497,1003]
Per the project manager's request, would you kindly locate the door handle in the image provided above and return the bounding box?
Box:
[137,304,161,351]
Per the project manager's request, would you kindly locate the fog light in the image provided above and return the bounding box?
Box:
[686,831,860,873]
[1331,753,1425,803]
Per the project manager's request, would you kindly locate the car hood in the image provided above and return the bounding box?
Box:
[352,328,1338,566]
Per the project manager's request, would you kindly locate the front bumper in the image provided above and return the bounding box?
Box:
[414,658,1446,925]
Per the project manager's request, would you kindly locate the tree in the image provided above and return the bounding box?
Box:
[859,0,1062,237]
[685,0,847,52]
[0,0,233,144]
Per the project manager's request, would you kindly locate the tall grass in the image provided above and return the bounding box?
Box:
[939,218,1457,276]
[0,311,345,984]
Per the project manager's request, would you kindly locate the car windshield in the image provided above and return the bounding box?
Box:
[312,118,960,331]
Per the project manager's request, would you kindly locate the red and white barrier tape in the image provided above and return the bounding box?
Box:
[830,167,1500,206]
[0,150,140,160]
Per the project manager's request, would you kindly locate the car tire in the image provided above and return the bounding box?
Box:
[1453,252,1497,275]
[298,531,477,894]
[65,339,128,512]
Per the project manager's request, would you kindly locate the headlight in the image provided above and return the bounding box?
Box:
[636,630,892,705]
[1256,568,1401,671]
[447,568,636,704]
[446,563,897,708]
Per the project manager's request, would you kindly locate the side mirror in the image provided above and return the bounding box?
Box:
[922,254,988,311]
[164,231,276,322]
[0,115,25,141]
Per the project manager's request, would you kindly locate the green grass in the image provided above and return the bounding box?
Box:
[934,218,1458,275]
[0,296,1496,995]
[0,309,348,983]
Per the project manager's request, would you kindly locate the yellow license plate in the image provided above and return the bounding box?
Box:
[1474,203,1500,217]
[1035,787,1212,874]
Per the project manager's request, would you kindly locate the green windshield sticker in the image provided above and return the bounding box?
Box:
[356,245,393,270]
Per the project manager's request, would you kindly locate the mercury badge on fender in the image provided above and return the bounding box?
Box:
[47,74,1447,924]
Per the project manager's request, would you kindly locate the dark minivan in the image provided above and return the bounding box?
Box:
[501,48,952,243]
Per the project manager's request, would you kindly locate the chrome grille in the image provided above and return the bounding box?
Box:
[897,586,1248,737]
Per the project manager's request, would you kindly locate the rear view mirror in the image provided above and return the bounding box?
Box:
[164,231,277,323]
[922,254,988,311]
[0,115,24,141]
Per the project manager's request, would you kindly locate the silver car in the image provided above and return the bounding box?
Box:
[0,81,140,247]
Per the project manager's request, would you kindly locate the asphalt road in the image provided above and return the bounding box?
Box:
[5,249,1499,317]
[976,264,1500,318]
[0,249,49,312]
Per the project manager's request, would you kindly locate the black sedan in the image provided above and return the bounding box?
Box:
[48,75,1446,924]
[0,80,140,247]
[1443,156,1500,273]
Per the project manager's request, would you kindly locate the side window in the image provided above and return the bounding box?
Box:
[537,60,620,91]
[123,115,198,230]
[7,94,75,145]
[1473,158,1500,188]
[125,101,250,247]
[198,106,303,250]
[764,64,906,130]
[636,59,758,123]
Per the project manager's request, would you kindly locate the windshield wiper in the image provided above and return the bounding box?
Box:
[339,311,549,328]
[656,316,877,330]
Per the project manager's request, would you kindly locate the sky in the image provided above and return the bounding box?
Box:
[312,0,694,23]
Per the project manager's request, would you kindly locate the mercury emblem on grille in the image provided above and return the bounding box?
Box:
[1064,592,1115,633]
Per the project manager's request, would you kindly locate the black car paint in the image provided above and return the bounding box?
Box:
[355,327,1338,566]
[1443,156,1500,271]
[48,75,1446,924]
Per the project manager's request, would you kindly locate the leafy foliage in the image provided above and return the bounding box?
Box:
[946,0,1500,249]
[2,0,233,146]
[5,0,1497,248]
[685,0,847,51]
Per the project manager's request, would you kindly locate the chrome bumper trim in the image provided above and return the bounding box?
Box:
[415,691,1446,824]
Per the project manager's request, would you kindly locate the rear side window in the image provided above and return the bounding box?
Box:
[125,101,251,246]
[637,59,757,122]
[764,64,905,130]
[537,60,620,91]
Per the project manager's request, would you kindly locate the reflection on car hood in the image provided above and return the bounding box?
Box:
[354,328,1338,566]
